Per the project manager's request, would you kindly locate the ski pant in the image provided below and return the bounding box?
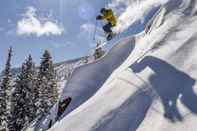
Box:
[103,23,113,34]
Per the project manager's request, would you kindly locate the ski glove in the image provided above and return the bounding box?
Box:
[96,15,102,20]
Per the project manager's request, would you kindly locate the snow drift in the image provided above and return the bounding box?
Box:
[35,0,197,131]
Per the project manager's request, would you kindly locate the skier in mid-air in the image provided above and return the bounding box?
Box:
[96,8,117,41]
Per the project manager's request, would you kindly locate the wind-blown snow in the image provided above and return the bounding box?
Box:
[35,0,197,131]
[110,0,169,33]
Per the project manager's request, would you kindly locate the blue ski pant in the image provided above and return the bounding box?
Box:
[103,23,113,34]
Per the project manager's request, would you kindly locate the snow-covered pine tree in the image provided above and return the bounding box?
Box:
[0,47,12,131]
[35,50,58,117]
[24,55,37,122]
[8,55,37,131]
[9,64,26,131]
[93,42,105,60]
[83,56,89,64]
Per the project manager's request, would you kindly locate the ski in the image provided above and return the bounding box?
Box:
[106,32,117,41]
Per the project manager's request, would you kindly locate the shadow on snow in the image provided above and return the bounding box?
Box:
[130,56,197,122]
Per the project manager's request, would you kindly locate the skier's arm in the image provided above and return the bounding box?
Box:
[96,15,104,20]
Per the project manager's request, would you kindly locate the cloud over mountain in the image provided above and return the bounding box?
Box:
[17,6,64,37]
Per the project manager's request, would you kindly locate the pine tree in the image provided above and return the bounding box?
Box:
[83,56,89,64]
[35,50,58,117]
[9,64,26,131]
[93,42,105,60]
[24,55,37,122]
[0,47,12,131]
[8,55,37,131]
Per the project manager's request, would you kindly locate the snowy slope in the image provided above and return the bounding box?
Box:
[60,37,135,117]
[34,36,135,131]
[47,0,197,131]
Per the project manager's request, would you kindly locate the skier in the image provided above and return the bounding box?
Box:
[96,8,117,41]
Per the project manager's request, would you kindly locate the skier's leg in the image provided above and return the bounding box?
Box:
[107,33,114,41]
[103,23,113,34]
[103,23,115,41]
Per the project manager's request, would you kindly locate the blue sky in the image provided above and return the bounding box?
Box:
[0,0,107,71]
[0,0,158,72]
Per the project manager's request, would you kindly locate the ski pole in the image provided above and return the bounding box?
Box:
[93,20,98,41]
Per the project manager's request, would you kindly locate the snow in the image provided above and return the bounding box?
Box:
[60,36,135,118]
[35,0,197,131]
[31,38,134,131]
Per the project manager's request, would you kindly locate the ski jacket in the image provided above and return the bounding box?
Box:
[101,9,117,26]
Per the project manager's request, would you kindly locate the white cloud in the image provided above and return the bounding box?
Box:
[17,6,64,37]
[108,0,169,33]
[80,23,96,33]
